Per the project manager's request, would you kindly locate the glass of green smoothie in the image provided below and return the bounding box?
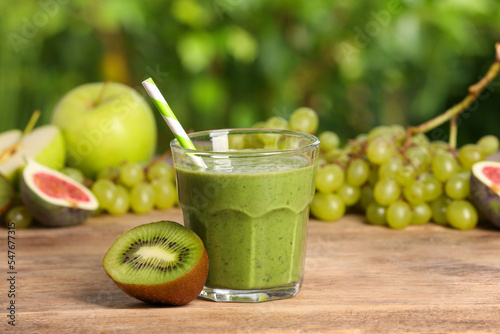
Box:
[171,128,319,302]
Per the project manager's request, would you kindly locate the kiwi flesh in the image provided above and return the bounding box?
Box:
[103,220,208,306]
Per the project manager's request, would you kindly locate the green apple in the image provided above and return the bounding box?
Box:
[0,125,66,182]
[51,82,157,178]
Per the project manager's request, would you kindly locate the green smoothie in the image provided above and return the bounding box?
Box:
[176,155,316,290]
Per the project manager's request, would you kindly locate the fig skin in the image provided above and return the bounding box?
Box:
[106,245,209,306]
[470,172,500,229]
[21,183,94,227]
[19,159,97,227]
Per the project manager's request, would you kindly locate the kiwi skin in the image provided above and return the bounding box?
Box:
[103,221,209,306]
[109,247,208,306]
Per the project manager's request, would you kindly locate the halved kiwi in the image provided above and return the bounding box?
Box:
[103,220,208,306]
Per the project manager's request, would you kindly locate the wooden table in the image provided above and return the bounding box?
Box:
[5,208,500,333]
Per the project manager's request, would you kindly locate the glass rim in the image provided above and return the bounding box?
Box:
[170,128,320,157]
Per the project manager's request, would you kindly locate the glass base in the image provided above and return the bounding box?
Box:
[198,281,301,302]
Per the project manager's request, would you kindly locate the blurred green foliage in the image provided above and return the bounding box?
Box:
[1,0,500,153]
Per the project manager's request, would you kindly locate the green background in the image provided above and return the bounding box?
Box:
[1,0,499,154]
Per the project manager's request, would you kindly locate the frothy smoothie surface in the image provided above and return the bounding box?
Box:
[176,155,316,290]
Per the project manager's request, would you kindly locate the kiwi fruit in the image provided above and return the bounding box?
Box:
[103,220,208,306]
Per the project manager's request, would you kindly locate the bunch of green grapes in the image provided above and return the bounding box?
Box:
[255,108,500,230]
[90,160,178,215]
[1,160,178,226]
[316,128,500,230]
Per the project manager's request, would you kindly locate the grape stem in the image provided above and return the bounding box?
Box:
[449,115,457,152]
[404,42,500,146]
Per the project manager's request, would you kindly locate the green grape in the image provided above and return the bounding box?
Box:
[265,116,288,130]
[395,164,416,186]
[359,185,374,210]
[477,134,499,156]
[373,178,400,206]
[409,133,429,146]
[310,193,345,221]
[410,202,432,225]
[355,133,368,142]
[366,202,387,226]
[119,162,145,187]
[317,158,327,170]
[289,107,319,134]
[403,181,425,205]
[5,206,32,229]
[431,151,459,182]
[446,200,478,230]
[444,172,470,200]
[108,185,130,215]
[367,125,391,139]
[346,158,370,187]
[430,196,451,225]
[152,178,177,210]
[368,165,379,186]
[245,131,264,148]
[130,182,155,214]
[386,200,411,229]
[228,134,246,150]
[315,164,344,193]
[97,166,120,180]
[252,121,266,128]
[429,140,449,153]
[60,167,85,184]
[91,179,117,210]
[319,131,340,153]
[338,183,361,206]
[366,137,395,165]
[405,146,430,172]
[390,124,406,142]
[147,161,175,182]
[458,144,484,170]
[324,149,343,162]
[260,132,281,148]
[418,172,432,182]
[378,157,402,179]
[420,173,443,202]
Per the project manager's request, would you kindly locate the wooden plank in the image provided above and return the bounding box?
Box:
[4,208,500,333]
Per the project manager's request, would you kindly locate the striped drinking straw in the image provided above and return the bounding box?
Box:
[142,78,207,168]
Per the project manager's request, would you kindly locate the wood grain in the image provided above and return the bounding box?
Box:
[3,208,500,333]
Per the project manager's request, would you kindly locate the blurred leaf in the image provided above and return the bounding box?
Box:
[171,0,212,28]
[177,32,216,73]
[224,26,258,63]
[1,0,500,149]
[190,76,227,117]
[228,103,258,128]
[90,0,146,32]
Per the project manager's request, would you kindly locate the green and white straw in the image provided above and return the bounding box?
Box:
[142,77,206,168]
